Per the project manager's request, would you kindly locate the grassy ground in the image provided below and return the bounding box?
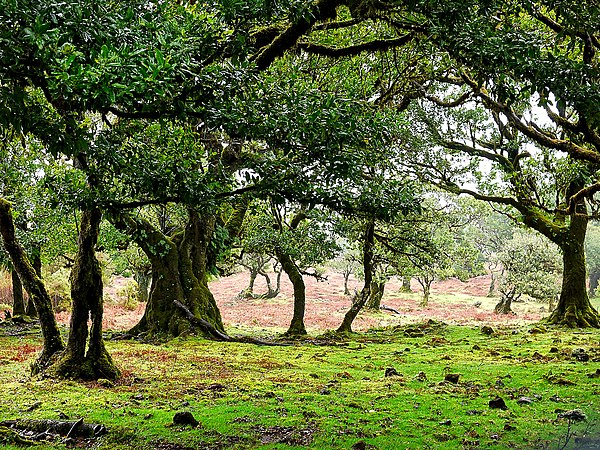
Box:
[0,320,599,449]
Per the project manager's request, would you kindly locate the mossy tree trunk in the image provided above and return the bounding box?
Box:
[547,209,599,327]
[495,287,518,314]
[48,208,120,380]
[342,268,351,295]
[112,210,225,338]
[400,276,412,293]
[0,199,64,373]
[337,220,374,333]
[366,280,385,310]
[25,249,41,318]
[11,270,25,316]
[588,269,600,298]
[276,250,307,336]
[133,270,151,303]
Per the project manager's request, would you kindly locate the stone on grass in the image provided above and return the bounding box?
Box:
[571,348,589,362]
[444,373,460,384]
[173,411,199,427]
[481,326,494,336]
[489,397,508,410]
[384,367,399,377]
[558,409,587,422]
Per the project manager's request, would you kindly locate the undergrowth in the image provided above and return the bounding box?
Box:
[0,320,598,449]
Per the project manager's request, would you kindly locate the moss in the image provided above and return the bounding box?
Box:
[0,427,34,447]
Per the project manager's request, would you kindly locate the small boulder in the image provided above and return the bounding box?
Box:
[481,326,494,336]
[384,367,399,377]
[173,411,199,427]
[517,397,533,405]
[351,441,367,450]
[558,409,587,422]
[571,348,589,362]
[489,397,508,410]
[444,373,460,384]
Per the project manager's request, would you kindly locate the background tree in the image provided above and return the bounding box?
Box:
[494,231,563,314]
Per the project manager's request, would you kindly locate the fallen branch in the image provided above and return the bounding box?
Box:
[380,304,401,315]
[0,418,107,439]
[172,300,289,346]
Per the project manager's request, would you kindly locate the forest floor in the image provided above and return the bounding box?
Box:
[0,272,599,449]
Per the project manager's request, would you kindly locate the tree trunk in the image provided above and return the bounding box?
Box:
[48,209,120,380]
[547,212,599,327]
[366,281,385,310]
[26,248,42,318]
[337,220,375,333]
[588,269,600,298]
[494,293,515,314]
[133,270,151,303]
[11,270,25,316]
[399,276,412,293]
[0,199,64,373]
[112,211,225,338]
[277,250,307,336]
[487,272,496,297]
[420,285,430,307]
[343,269,351,295]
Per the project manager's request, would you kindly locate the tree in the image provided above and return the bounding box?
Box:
[585,224,600,298]
[494,231,562,314]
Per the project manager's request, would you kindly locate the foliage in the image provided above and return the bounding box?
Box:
[496,231,563,303]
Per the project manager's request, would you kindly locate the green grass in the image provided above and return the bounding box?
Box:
[0,321,598,449]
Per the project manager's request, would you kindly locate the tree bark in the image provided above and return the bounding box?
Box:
[0,199,64,373]
[11,270,25,316]
[588,269,600,298]
[25,249,41,318]
[547,212,599,327]
[133,270,151,303]
[277,250,307,336]
[494,292,515,314]
[112,211,225,338]
[343,269,351,295]
[400,276,412,293]
[48,209,120,380]
[366,280,385,310]
[337,219,375,333]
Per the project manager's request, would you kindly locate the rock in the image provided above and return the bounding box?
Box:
[481,326,494,336]
[97,379,115,388]
[414,371,428,382]
[472,344,481,350]
[173,411,199,427]
[319,388,331,395]
[489,397,508,410]
[529,326,547,334]
[549,347,559,353]
[25,401,42,412]
[558,409,587,422]
[466,410,482,416]
[444,373,460,384]
[503,423,516,431]
[473,301,482,308]
[384,367,399,377]
[517,397,533,405]
[439,419,452,426]
[351,440,367,450]
[571,348,589,362]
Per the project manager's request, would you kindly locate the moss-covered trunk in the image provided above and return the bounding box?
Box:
[366,281,385,310]
[0,199,64,372]
[494,295,514,314]
[113,211,225,338]
[400,276,412,293]
[11,270,25,316]
[48,209,120,380]
[548,211,599,327]
[277,250,307,336]
[337,220,374,333]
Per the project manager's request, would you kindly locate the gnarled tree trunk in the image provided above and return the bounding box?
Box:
[113,210,225,338]
[276,250,307,336]
[48,209,120,380]
[366,280,385,310]
[547,200,599,327]
[11,270,25,316]
[337,220,374,333]
[0,199,64,373]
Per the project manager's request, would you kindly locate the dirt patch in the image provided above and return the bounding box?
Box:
[253,424,317,446]
[51,272,547,332]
